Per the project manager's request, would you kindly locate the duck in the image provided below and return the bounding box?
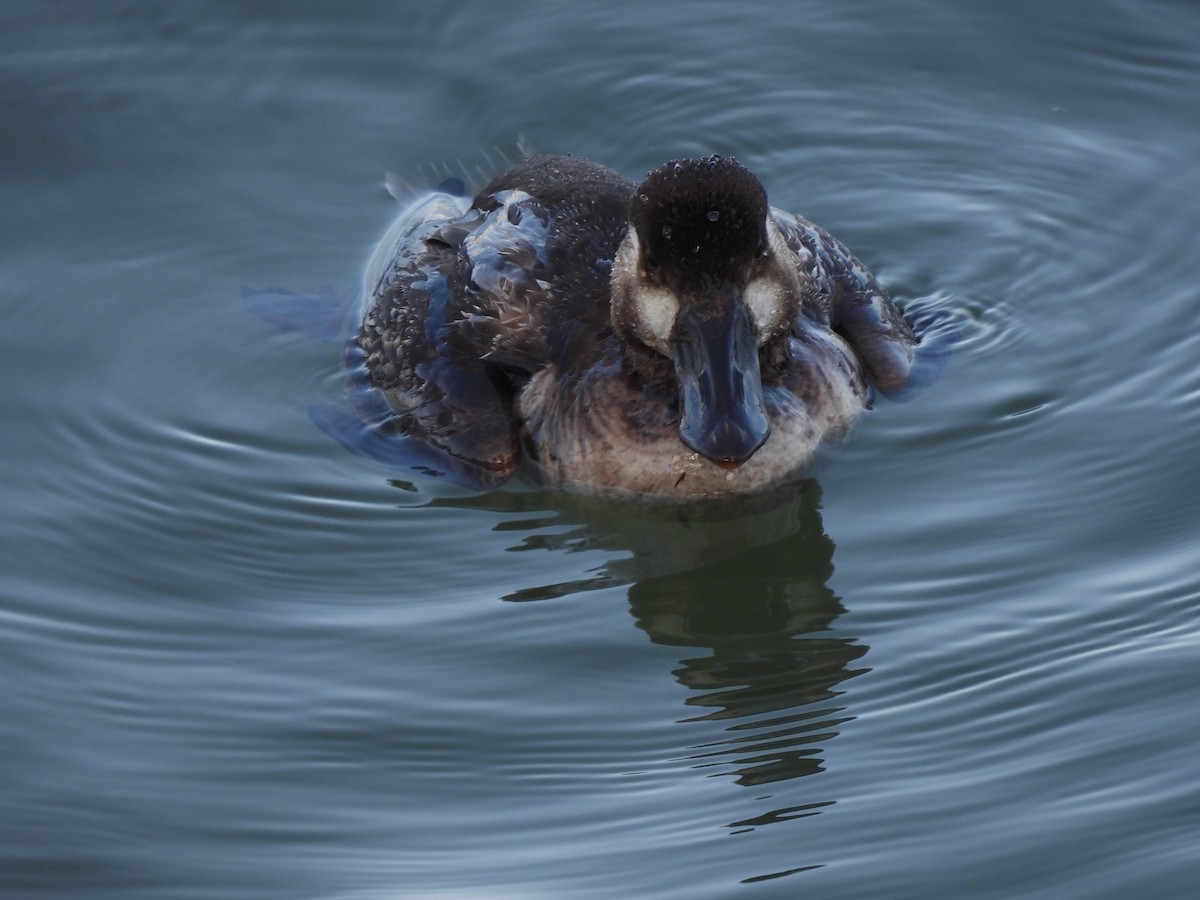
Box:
[353,153,924,501]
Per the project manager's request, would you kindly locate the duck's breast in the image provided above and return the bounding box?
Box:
[517,323,867,500]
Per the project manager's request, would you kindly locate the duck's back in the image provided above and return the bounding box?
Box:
[476,154,636,209]
[469,155,637,367]
[356,155,637,487]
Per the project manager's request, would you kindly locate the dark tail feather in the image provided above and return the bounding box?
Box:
[242,285,356,342]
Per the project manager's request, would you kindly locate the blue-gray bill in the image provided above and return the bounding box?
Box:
[672,301,771,469]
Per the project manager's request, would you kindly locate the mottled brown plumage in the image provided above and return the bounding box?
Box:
[353,154,921,499]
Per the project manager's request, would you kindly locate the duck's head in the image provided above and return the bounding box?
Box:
[611,156,801,469]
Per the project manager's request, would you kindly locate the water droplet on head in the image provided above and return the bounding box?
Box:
[673,163,683,175]
[662,224,673,240]
[706,210,720,222]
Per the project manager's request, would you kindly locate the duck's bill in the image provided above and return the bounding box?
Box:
[672,301,771,469]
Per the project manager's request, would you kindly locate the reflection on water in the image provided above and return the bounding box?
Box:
[431,481,868,822]
[624,484,867,798]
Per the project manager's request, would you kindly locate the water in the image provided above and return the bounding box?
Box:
[3,2,1199,897]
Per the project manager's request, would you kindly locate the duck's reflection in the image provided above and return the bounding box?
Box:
[620,484,867,790]
[424,480,867,812]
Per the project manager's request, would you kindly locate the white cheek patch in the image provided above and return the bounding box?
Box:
[612,231,678,354]
[744,221,799,340]
[745,277,783,338]
[637,286,680,346]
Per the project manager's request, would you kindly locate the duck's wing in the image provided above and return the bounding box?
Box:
[358,191,523,488]
[771,209,917,398]
[456,156,635,369]
[440,189,559,373]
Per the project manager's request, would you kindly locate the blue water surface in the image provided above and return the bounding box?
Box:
[2,2,1199,897]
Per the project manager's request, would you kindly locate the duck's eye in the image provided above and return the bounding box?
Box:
[756,242,770,259]
[643,251,659,273]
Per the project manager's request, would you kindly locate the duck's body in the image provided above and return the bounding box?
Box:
[356,154,918,500]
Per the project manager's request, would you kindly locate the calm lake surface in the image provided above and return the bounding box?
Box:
[3,2,1199,897]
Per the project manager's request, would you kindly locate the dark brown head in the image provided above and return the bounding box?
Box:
[611,156,801,468]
